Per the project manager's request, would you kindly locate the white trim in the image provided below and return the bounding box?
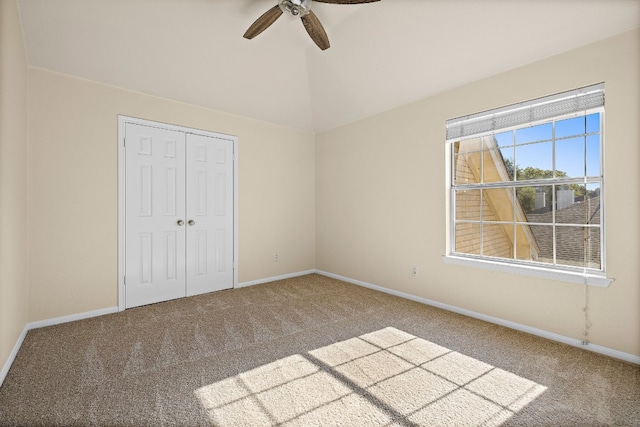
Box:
[118,116,126,310]
[0,307,118,387]
[238,270,317,288]
[0,328,28,387]
[117,115,239,311]
[118,115,238,141]
[26,307,119,330]
[233,141,239,292]
[315,270,638,365]
[443,255,614,287]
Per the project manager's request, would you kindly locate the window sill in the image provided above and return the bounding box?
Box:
[442,255,613,288]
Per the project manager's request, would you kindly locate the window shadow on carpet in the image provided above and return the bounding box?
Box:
[195,326,547,426]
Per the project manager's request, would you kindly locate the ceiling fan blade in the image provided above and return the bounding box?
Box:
[313,0,380,4]
[243,5,284,39]
[301,11,330,50]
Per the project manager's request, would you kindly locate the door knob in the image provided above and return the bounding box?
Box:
[177,219,184,226]
[188,220,195,226]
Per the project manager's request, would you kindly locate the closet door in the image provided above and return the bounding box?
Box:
[185,133,234,296]
[124,123,187,308]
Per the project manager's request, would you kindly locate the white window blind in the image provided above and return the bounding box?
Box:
[446,83,605,141]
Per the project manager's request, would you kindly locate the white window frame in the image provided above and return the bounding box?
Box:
[444,85,613,287]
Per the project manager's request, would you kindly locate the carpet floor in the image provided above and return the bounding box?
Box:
[0,274,638,426]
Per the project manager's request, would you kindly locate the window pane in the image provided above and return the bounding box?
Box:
[555,137,584,178]
[501,146,515,180]
[495,130,514,147]
[515,224,539,261]
[516,185,553,217]
[453,139,482,185]
[585,184,601,225]
[555,184,600,225]
[483,149,513,183]
[454,152,476,185]
[455,189,481,220]
[556,226,601,269]
[515,142,553,180]
[555,186,580,220]
[527,224,554,265]
[586,113,600,134]
[482,223,513,259]
[516,123,552,144]
[483,188,514,222]
[586,134,601,177]
[555,116,585,139]
[586,227,602,269]
[455,222,480,255]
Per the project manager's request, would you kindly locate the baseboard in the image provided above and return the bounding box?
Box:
[0,306,119,388]
[0,327,28,388]
[238,269,317,288]
[316,270,640,365]
[27,307,119,330]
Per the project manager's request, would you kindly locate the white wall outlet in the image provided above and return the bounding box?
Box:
[274,253,279,262]
[412,266,418,276]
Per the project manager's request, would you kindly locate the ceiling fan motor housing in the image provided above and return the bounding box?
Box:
[279,0,311,17]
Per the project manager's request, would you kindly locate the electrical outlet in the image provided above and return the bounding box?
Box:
[412,266,418,276]
[274,253,279,262]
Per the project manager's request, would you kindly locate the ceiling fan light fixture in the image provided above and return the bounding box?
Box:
[278,0,311,17]
[245,0,379,50]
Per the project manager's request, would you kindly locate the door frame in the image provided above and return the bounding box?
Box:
[117,115,239,311]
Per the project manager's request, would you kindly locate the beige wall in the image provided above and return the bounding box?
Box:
[316,29,640,357]
[27,69,316,322]
[0,0,29,373]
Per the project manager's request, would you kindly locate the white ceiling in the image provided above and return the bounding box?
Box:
[17,0,640,133]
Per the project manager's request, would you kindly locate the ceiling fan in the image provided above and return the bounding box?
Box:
[243,0,380,51]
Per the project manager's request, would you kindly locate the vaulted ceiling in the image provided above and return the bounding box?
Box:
[17,0,640,132]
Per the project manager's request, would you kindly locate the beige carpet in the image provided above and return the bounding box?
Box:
[0,274,638,426]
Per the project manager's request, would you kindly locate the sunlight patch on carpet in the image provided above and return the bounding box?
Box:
[195,327,547,426]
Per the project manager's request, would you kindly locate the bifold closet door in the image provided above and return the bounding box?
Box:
[185,133,234,296]
[125,123,187,308]
[124,122,234,308]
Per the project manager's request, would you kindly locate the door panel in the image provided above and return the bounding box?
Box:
[125,123,186,308]
[186,133,234,296]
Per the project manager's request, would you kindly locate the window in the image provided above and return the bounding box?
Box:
[445,84,611,286]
